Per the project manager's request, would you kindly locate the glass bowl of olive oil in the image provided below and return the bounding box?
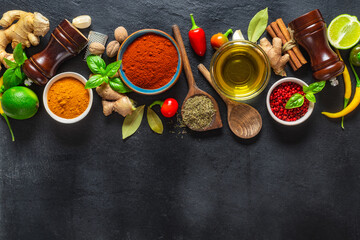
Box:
[210,40,271,101]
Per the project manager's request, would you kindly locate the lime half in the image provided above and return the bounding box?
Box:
[327,14,360,49]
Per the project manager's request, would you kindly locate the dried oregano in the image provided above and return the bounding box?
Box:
[182,95,215,130]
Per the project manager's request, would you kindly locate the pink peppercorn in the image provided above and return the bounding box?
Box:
[270,82,309,122]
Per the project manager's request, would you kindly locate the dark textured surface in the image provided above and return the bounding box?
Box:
[0,0,360,239]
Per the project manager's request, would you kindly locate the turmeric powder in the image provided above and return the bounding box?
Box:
[47,77,89,119]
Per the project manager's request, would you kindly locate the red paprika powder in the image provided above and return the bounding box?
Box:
[122,33,179,89]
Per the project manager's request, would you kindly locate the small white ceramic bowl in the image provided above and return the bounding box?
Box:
[266,77,314,126]
[43,72,93,124]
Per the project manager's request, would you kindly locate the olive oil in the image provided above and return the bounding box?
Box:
[212,43,268,100]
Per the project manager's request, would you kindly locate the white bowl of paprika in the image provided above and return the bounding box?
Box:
[266,77,315,126]
[43,72,93,124]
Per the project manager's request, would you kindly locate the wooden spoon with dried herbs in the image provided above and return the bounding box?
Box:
[198,64,262,139]
[172,25,222,131]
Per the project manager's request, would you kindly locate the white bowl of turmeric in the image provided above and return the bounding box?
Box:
[43,72,93,124]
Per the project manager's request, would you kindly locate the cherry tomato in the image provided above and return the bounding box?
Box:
[160,98,178,118]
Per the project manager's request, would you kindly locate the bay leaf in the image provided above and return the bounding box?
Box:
[247,7,268,42]
[122,105,145,139]
[147,107,163,134]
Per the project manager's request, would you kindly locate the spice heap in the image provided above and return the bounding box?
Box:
[122,33,178,89]
[182,95,215,130]
[270,82,309,121]
[48,77,89,119]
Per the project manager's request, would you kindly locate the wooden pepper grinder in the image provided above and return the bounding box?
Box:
[289,9,344,81]
[23,19,88,86]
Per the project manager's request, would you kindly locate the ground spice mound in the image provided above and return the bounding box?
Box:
[122,33,179,89]
[182,95,216,130]
[47,78,89,119]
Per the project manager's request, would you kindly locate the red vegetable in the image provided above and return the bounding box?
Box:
[150,98,178,118]
[188,14,206,56]
[210,29,233,50]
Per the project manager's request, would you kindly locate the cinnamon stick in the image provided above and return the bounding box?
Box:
[266,25,297,71]
[270,22,302,70]
[276,18,307,65]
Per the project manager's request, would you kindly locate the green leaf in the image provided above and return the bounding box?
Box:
[105,60,122,77]
[305,92,316,103]
[147,107,163,134]
[86,55,106,74]
[285,93,304,109]
[84,75,106,89]
[15,66,22,79]
[122,105,145,139]
[13,43,25,65]
[3,68,23,89]
[247,7,268,42]
[109,77,132,93]
[303,81,326,94]
[3,58,17,68]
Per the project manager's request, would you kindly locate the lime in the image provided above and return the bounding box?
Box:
[327,14,360,49]
[1,86,39,120]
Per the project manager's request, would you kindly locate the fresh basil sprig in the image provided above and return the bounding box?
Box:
[2,43,28,91]
[85,55,132,93]
[285,81,326,109]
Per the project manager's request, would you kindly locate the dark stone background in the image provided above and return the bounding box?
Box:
[0,0,359,239]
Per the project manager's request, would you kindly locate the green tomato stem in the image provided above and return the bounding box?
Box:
[224,29,233,37]
[190,14,199,31]
[1,113,14,142]
[150,100,164,108]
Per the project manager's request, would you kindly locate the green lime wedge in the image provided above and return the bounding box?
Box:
[327,14,360,49]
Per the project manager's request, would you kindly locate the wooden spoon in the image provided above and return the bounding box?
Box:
[198,64,262,139]
[172,25,222,131]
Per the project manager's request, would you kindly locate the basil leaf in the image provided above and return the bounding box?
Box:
[109,77,132,93]
[86,55,106,74]
[3,58,17,68]
[3,68,23,89]
[147,107,163,134]
[84,75,106,89]
[13,43,25,65]
[285,93,304,109]
[122,105,145,139]
[304,81,326,94]
[105,60,122,77]
[247,7,268,42]
[305,92,316,103]
[15,66,23,79]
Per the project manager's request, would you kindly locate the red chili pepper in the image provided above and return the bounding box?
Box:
[210,29,233,50]
[188,14,206,56]
[150,98,178,118]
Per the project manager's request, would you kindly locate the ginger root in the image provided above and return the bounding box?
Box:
[96,83,134,117]
[0,10,50,71]
[260,37,289,77]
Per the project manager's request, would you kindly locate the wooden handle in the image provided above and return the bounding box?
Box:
[197,64,230,104]
[172,25,196,88]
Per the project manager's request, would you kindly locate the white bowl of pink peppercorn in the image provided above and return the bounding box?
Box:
[266,77,315,126]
